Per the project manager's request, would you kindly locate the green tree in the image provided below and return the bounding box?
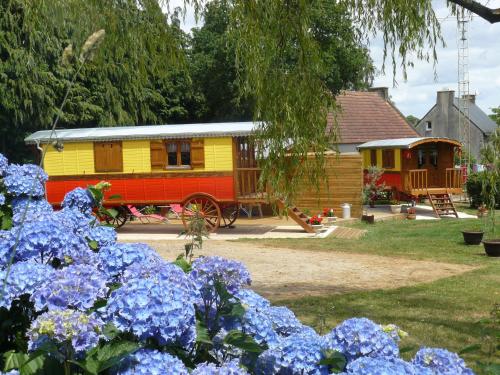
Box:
[490,107,500,126]
[190,0,374,122]
[406,115,420,127]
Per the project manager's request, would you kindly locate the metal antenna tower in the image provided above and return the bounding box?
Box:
[457,7,471,169]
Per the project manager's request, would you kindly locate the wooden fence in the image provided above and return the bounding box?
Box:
[294,152,363,218]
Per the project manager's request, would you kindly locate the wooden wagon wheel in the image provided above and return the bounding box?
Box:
[104,206,129,228]
[182,194,221,233]
[220,204,239,228]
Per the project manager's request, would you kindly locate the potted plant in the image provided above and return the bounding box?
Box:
[389,199,401,214]
[323,208,337,224]
[461,225,484,245]
[361,208,375,224]
[478,129,500,256]
[309,215,324,231]
[407,206,416,220]
[363,166,386,208]
[477,204,488,218]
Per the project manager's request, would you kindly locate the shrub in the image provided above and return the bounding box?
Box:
[465,172,500,209]
[0,154,476,374]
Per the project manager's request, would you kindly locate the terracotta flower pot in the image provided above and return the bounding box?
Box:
[461,231,484,245]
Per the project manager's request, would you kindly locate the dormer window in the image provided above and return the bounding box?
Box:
[425,121,432,131]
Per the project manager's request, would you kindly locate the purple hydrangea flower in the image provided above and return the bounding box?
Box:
[341,357,434,375]
[112,349,188,375]
[28,310,103,355]
[33,264,108,311]
[10,219,88,265]
[235,289,271,311]
[412,348,474,375]
[0,193,5,206]
[11,197,53,226]
[0,153,8,176]
[87,225,117,249]
[98,243,162,282]
[62,188,94,215]
[104,278,196,349]
[256,331,328,375]
[191,256,251,296]
[3,164,47,197]
[192,360,249,374]
[121,261,199,302]
[0,262,54,309]
[324,318,399,362]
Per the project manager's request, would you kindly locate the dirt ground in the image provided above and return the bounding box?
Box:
[143,240,476,301]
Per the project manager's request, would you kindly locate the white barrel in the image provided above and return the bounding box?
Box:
[341,203,351,219]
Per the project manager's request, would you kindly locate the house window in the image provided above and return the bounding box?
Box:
[426,121,432,131]
[382,149,395,169]
[370,150,377,166]
[166,141,191,167]
[94,142,123,172]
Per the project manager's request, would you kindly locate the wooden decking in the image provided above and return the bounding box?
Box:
[405,168,463,196]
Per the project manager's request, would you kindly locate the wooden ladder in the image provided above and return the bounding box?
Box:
[276,200,315,233]
[427,190,459,218]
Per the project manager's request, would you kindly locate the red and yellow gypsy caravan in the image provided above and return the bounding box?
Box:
[25,123,266,231]
[357,137,464,217]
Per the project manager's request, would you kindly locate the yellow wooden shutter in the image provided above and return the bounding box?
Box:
[150,141,166,168]
[191,139,205,169]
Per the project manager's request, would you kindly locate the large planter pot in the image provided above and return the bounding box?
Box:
[461,231,484,245]
[482,239,500,257]
[362,214,375,224]
[390,205,401,214]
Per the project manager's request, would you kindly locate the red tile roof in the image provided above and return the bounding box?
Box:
[328,91,419,144]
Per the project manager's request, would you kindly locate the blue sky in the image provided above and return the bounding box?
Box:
[167,0,500,118]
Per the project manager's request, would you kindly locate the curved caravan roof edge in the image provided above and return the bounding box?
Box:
[25,122,258,144]
[357,137,461,150]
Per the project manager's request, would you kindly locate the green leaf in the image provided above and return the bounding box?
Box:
[3,351,29,371]
[196,320,212,345]
[223,330,267,354]
[102,322,120,340]
[88,239,99,251]
[319,350,346,372]
[458,343,482,355]
[483,363,500,375]
[102,208,118,219]
[1,215,12,230]
[173,254,192,273]
[108,194,122,200]
[399,345,418,354]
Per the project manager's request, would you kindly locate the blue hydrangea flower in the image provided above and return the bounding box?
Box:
[0,370,20,375]
[121,261,199,302]
[412,348,474,375]
[33,264,108,311]
[235,289,271,311]
[62,188,95,215]
[192,360,249,374]
[87,225,116,249]
[256,331,329,375]
[0,193,5,206]
[11,197,53,226]
[191,256,251,296]
[104,278,196,349]
[3,164,47,197]
[340,357,434,375]
[267,306,306,337]
[0,153,8,176]
[28,310,103,355]
[10,219,88,265]
[98,243,162,282]
[223,307,279,348]
[324,318,399,362]
[55,207,94,236]
[0,262,55,309]
[112,349,188,375]
[0,230,16,269]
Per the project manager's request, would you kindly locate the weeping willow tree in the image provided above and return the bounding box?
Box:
[2,0,490,200]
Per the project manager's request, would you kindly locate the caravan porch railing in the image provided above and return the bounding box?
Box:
[403,168,463,195]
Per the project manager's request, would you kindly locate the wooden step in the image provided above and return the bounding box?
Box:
[276,199,315,233]
[427,189,459,218]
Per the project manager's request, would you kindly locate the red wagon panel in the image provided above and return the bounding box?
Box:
[46,175,235,206]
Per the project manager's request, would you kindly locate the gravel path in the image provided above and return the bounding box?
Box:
[142,240,476,301]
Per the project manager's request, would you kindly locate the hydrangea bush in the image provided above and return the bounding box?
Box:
[0,154,476,374]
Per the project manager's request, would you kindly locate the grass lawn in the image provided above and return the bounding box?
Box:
[242,219,500,373]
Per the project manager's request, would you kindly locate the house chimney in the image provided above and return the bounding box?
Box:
[368,87,389,101]
[462,94,476,104]
[437,90,455,108]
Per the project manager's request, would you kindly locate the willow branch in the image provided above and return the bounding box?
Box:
[448,0,500,23]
